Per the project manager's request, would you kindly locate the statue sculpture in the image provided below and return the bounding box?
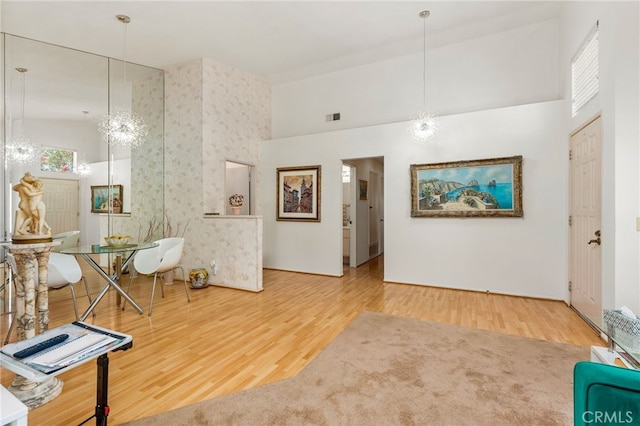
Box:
[12,172,52,243]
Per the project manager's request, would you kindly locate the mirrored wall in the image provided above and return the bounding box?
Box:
[2,33,164,248]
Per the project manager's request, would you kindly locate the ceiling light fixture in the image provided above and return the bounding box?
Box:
[7,67,39,164]
[75,111,93,176]
[99,14,148,148]
[74,162,93,177]
[410,10,439,142]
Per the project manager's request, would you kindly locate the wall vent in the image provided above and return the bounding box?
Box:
[326,112,341,122]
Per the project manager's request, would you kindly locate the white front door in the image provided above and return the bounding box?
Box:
[569,116,602,320]
[41,178,79,235]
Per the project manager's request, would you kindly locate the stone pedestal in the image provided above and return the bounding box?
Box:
[2,241,63,408]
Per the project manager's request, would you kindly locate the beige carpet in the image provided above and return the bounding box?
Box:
[124,312,588,425]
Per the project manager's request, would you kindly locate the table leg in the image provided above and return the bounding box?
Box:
[114,254,122,307]
[78,254,143,321]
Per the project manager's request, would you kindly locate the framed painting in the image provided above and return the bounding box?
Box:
[359,179,368,200]
[277,165,321,222]
[410,156,523,218]
[91,185,123,213]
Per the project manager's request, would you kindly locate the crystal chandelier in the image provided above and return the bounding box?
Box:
[99,14,148,148]
[7,136,38,164]
[99,108,148,148]
[74,162,93,177]
[7,68,39,164]
[410,10,439,142]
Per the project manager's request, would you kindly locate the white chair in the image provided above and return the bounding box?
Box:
[126,237,190,316]
[48,252,93,319]
[52,230,80,253]
[4,252,92,344]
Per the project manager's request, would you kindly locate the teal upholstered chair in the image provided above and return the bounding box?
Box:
[574,361,640,425]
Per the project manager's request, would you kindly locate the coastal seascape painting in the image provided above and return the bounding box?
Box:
[410,156,523,217]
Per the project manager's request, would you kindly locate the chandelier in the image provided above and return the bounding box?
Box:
[74,162,93,177]
[99,14,148,148]
[410,10,439,142]
[7,68,39,164]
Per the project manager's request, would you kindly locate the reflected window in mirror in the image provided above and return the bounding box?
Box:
[40,146,75,173]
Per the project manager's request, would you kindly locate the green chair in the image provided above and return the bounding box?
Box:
[574,361,640,425]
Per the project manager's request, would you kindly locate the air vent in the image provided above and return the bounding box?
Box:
[326,112,341,122]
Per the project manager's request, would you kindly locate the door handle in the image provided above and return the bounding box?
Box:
[588,230,601,246]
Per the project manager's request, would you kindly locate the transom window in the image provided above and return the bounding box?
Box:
[572,22,599,117]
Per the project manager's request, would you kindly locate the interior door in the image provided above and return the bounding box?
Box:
[41,178,79,235]
[569,116,602,320]
[368,171,379,257]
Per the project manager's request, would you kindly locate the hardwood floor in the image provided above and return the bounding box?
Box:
[1,255,603,425]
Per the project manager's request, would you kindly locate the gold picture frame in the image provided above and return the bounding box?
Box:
[410,156,523,218]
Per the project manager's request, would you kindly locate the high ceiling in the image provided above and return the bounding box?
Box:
[2,1,561,83]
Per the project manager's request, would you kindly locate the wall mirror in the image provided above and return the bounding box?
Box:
[2,33,164,252]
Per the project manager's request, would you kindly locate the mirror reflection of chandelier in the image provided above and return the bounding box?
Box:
[99,14,148,148]
[410,10,439,142]
[8,67,39,164]
[74,162,93,177]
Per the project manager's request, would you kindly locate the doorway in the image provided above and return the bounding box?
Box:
[569,115,602,320]
[342,157,384,268]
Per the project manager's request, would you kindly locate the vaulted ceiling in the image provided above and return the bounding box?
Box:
[2,1,561,83]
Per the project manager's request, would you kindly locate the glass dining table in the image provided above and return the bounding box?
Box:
[61,242,158,320]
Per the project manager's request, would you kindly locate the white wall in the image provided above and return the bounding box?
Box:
[262,101,568,300]
[272,18,560,139]
[560,2,640,311]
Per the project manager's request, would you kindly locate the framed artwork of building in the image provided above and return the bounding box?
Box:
[277,165,321,222]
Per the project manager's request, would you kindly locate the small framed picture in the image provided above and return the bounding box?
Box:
[359,179,368,200]
[277,165,321,222]
[91,185,123,213]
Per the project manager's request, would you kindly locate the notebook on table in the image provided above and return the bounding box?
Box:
[0,322,132,381]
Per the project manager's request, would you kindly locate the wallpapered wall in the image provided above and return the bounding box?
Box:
[112,71,165,243]
[163,59,270,291]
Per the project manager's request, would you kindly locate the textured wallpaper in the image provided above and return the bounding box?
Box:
[111,68,165,243]
[163,59,270,291]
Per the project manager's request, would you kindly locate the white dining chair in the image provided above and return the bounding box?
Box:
[125,237,190,316]
[47,252,93,319]
[52,230,80,253]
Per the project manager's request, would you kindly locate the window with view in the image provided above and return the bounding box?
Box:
[40,147,76,173]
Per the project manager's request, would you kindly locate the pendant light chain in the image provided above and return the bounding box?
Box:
[422,12,426,110]
[17,67,28,137]
[8,67,39,163]
[20,70,25,134]
[122,17,127,99]
[118,14,130,108]
[99,14,148,148]
[409,10,439,142]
